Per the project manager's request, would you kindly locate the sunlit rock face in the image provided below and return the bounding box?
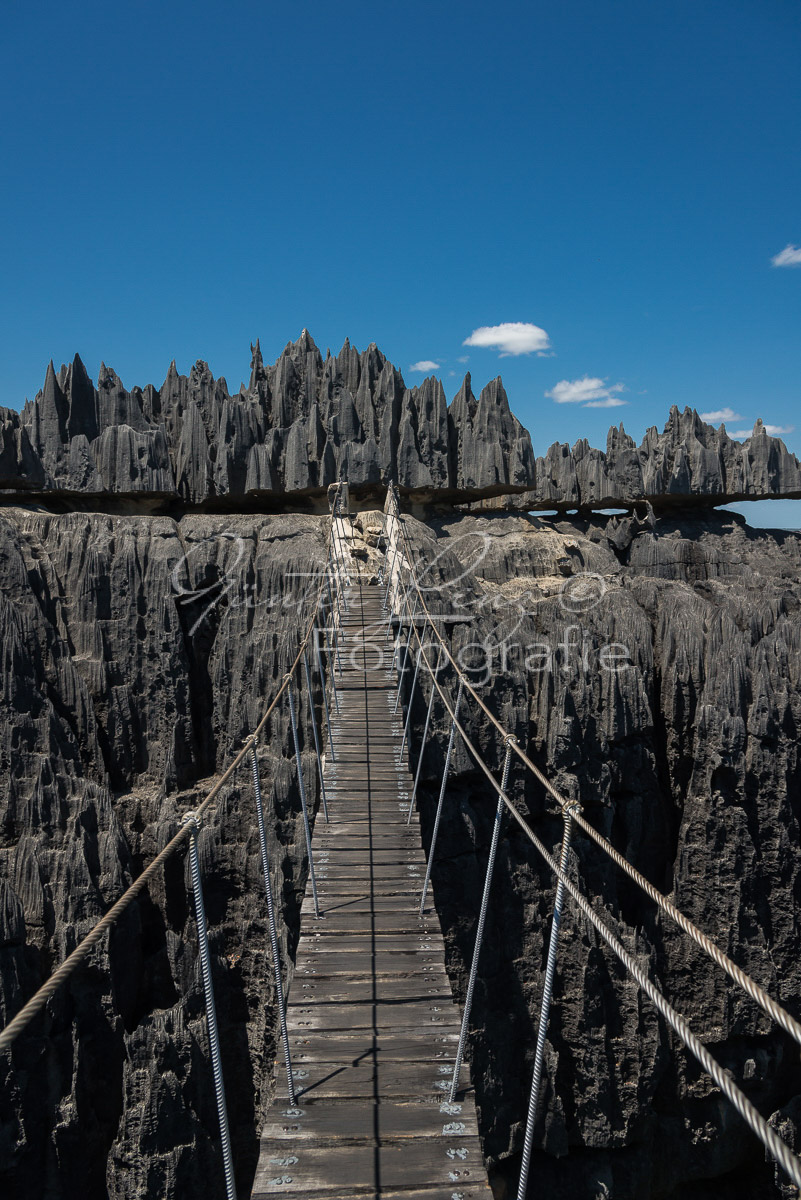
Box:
[2,333,800,507]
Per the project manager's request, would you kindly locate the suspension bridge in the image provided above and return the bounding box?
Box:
[1,482,800,1199]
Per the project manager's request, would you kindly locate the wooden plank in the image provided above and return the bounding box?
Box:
[301,883,426,900]
[300,934,445,953]
[291,913,438,934]
[294,965,449,984]
[262,1097,477,1140]
[311,849,427,864]
[286,1001,461,1032]
[287,1032,459,1061]
[297,947,445,964]
[252,1139,486,1196]
[302,900,431,919]
[289,978,454,1006]
[289,1062,474,1102]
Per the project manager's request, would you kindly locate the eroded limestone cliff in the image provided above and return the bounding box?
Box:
[0,510,330,1197]
[397,506,801,1199]
[1,500,799,1199]
[2,332,800,507]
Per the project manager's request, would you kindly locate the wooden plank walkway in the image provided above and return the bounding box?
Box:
[252,579,491,1200]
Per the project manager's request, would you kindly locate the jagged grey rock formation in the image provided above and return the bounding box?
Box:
[525,408,801,511]
[2,334,800,508]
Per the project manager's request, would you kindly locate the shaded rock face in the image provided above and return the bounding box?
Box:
[397,508,801,1198]
[3,334,800,508]
[0,508,331,1198]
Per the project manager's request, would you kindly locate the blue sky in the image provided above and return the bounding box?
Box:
[1,0,799,496]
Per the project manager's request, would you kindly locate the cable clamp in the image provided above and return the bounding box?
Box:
[181,810,202,831]
[504,733,518,747]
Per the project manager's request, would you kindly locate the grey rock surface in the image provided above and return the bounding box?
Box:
[3,336,800,508]
[0,508,330,1198]
[1,495,800,1199]
[397,508,801,1198]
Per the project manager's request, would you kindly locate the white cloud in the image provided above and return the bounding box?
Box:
[771,244,801,267]
[730,423,795,439]
[764,423,795,436]
[457,355,470,364]
[699,406,742,423]
[545,376,627,407]
[409,360,439,373]
[463,322,551,357]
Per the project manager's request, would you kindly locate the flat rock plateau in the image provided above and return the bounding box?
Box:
[1,333,800,1200]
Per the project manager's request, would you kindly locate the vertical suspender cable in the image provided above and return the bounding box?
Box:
[182,813,237,1200]
[303,648,329,822]
[398,643,423,762]
[420,678,465,914]
[321,594,343,681]
[314,630,337,755]
[517,810,575,1200]
[249,747,296,1106]
[394,594,418,713]
[407,647,443,826]
[448,738,516,1102]
[384,504,401,614]
[287,676,320,919]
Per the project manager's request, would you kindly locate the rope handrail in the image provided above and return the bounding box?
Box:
[402,628,801,1191]
[384,486,801,1052]
[0,487,344,1056]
